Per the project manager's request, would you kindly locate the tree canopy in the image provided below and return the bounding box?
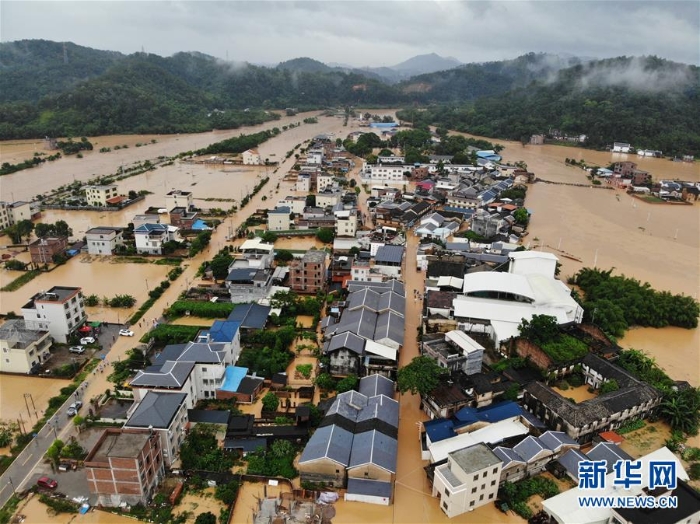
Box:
[397,356,448,396]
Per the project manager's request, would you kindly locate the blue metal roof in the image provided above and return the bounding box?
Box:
[453,401,523,425]
[442,207,476,216]
[423,419,456,443]
[220,366,248,392]
[205,320,240,343]
[346,478,393,499]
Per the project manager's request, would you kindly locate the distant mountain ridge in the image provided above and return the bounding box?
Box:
[0,40,696,155]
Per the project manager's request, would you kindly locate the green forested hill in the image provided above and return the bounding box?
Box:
[0,41,697,156]
[398,56,700,156]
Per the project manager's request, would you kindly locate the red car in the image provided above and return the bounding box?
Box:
[37,476,58,489]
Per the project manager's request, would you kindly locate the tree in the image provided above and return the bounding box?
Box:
[599,379,619,395]
[397,356,448,396]
[518,315,560,346]
[210,253,234,280]
[261,231,278,243]
[316,228,334,244]
[348,246,360,256]
[261,392,279,413]
[195,512,217,524]
[275,249,294,263]
[660,388,700,434]
[214,480,240,505]
[314,372,335,391]
[513,208,529,226]
[336,374,358,393]
[5,219,34,243]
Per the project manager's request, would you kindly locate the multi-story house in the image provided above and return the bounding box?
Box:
[134,224,180,255]
[164,190,193,211]
[85,227,124,255]
[85,428,165,507]
[373,245,404,278]
[317,173,335,192]
[0,320,52,374]
[267,206,291,231]
[124,392,188,467]
[334,209,358,238]
[289,250,327,294]
[316,189,342,208]
[169,207,198,229]
[241,148,261,165]
[7,201,41,224]
[431,443,502,517]
[84,185,118,207]
[21,286,85,343]
[28,237,68,265]
[361,164,407,182]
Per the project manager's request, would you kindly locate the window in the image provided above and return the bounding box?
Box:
[479,494,484,501]
[442,501,448,510]
[473,475,478,481]
[489,493,494,500]
[493,467,498,474]
[491,480,496,486]
[481,484,485,490]
[469,501,475,507]
[471,487,476,494]
[482,472,487,478]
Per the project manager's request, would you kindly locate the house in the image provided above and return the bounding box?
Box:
[0,201,40,230]
[0,319,52,374]
[227,303,270,330]
[422,330,484,375]
[134,224,180,255]
[289,250,327,294]
[85,428,164,507]
[523,353,662,442]
[613,161,637,177]
[631,169,652,185]
[215,365,264,403]
[452,251,584,346]
[267,206,291,231]
[165,190,193,211]
[169,207,198,229]
[429,155,454,164]
[373,245,404,278]
[299,377,399,503]
[84,184,118,207]
[277,196,307,215]
[470,210,505,238]
[316,189,343,208]
[28,237,68,264]
[361,163,407,181]
[85,227,124,255]
[431,443,502,518]
[21,286,86,343]
[124,392,188,467]
[296,173,312,192]
[377,155,405,165]
[612,142,632,153]
[132,214,161,229]
[242,148,261,165]
[334,208,358,238]
[543,447,689,524]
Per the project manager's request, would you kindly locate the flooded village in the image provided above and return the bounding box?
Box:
[1,109,699,524]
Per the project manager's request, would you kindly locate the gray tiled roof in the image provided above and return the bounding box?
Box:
[131,360,195,388]
[325,332,366,355]
[227,303,270,329]
[177,342,228,363]
[346,279,405,297]
[299,424,353,466]
[376,292,405,315]
[348,430,397,473]
[346,478,392,499]
[359,374,395,398]
[586,442,632,473]
[356,395,399,429]
[326,390,369,421]
[513,436,550,462]
[493,446,526,467]
[539,430,578,452]
[125,391,186,429]
[374,311,404,346]
[330,308,378,340]
[557,449,588,480]
[374,245,404,264]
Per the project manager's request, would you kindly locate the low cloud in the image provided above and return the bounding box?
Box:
[574,57,694,92]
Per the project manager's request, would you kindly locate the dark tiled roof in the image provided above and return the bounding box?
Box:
[299,424,353,466]
[187,409,230,425]
[131,360,195,388]
[346,478,392,499]
[348,430,398,473]
[125,391,186,429]
[227,303,270,329]
[556,449,588,480]
[359,374,395,398]
[237,376,264,395]
[374,245,404,264]
[586,442,632,473]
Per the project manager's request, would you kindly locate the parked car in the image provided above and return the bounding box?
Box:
[67,401,83,417]
[80,337,96,345]
[37,477,58,489]
[68,346,85,354]
[119,329,134,337]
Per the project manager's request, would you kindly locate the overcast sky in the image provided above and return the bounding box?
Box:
[2,1,698,67]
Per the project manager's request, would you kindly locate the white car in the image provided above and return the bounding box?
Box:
[80,337,96,345]
[67,401,83,417]
[119,329,134,337]
[68,346,85,354]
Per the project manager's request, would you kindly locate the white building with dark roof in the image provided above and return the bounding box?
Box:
[124,391,188,467]
[432,443,502,517]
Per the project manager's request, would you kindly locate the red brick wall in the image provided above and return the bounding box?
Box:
[514,339,553,370]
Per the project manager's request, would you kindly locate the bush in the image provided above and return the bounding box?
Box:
[141,324,203,344]
[617,419,646,434]
[39,495,79,514]
[689,463,700,481]
[167,300,235,319]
